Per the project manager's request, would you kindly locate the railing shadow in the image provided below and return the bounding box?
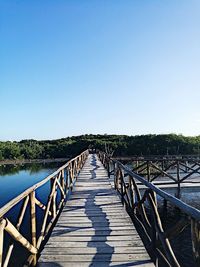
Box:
[86,195,114,266]
[89,154,100,179]
[85,154,114,266]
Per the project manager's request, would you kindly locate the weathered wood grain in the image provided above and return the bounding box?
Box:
[38,261,154,267]
[38,154,154,266]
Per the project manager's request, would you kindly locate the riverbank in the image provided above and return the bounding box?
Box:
[0,158,70,166]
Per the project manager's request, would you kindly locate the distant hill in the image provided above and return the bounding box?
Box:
[0,134,200,160]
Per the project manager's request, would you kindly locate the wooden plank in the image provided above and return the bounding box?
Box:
[65,202,122,206]
[44,240,145,248]
[59,212,129,217]
[62,207,125,212]
[53,226,136,231]
[47,235,141,242]
[48,229,138,237]
[54,223,135,228]
[57,218,132,223]
[59,215,130,219]
[63,205,124,210]
[66,199,122,202]
[50,231,139,237]
[39,154,154,266]
[38,262,154,267]
[39,253,151,262]
[69,196,118,199]
[42,247,147,254]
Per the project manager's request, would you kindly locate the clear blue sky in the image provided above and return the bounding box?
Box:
[1,1,200,141]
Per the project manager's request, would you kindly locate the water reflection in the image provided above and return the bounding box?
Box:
[0,161,66,267]
[0,162,63,176]
[0,161,65,208]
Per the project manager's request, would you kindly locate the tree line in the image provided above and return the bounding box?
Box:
[0,134,200,160]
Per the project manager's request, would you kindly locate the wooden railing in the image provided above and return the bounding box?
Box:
[98,151,200,267]
[114,155,200,161]
[0,150,89,267]
[115,157,200,187]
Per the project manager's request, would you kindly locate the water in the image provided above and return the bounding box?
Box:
[0,161,67,267]
[0,162,65,208]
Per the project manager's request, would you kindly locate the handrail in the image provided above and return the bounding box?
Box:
[113,155,200,160]
[113,156,200,187]
[114,160,200,220]
[98,151,200,267]
[0,149,89,267]
[0,152,87,218]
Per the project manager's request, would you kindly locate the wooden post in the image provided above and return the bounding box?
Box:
[66,168,69,191]
[177,161,180,185]
[184,160,187,173]
[107,160,110,177]
[61,170,65,192]
[52,191,57,219]
[114,163,117,189]
[50,179,54,216]
[30,192,37,266]
[70,163,73,189]
[0,219,6,267]
[151,211,158,259]
[136,160,138,174]
[73,161,77,179]
[176,161,181,199]
[148,193,180,267]
[147,161,151,182]
[161,160,165,177]
[4,218,37,255]
[3,195,30,267]
[191,218,200,266]
[120,169,124,205]
[129,175,134,208]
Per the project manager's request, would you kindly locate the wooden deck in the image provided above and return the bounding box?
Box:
[38,154,154,267]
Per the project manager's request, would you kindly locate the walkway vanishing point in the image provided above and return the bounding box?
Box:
[38,154,154,267]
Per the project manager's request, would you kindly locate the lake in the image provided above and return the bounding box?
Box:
[0,161,66,208]
[0,161,67,266]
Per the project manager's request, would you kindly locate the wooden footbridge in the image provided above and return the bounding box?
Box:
[38,154,153,266]
[0,150,200,267]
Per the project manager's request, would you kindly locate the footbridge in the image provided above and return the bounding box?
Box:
[0,150,200,267]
